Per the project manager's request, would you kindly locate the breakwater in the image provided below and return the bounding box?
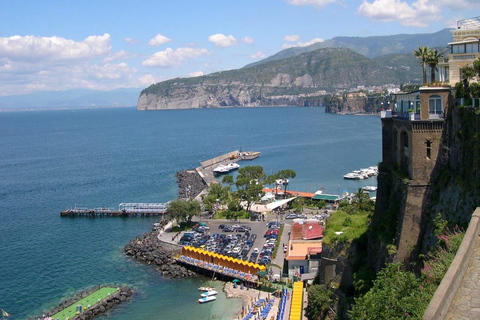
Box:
[31,286,134,320]
[176,170,207,199]
[124,224,196,279]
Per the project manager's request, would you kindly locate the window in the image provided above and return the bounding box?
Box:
[426,140,431,159]
[429,95,443,115]
[465,42,479,54]
[452,44,465,54]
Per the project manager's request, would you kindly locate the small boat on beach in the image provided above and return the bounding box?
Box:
[198,296,217,303]
[200,290,218,298]
[198,286,215,292]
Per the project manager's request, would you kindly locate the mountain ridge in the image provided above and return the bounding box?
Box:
[138,29,451,110]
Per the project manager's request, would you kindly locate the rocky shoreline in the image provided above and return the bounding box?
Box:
[31,286,134,320]
[175,169,207,199]
[124,223,196,278]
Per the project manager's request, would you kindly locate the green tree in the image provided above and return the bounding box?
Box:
[426,49,442,84]
[306,284,333,320]
[167,198,200,223]
[235,166,266,212]
[202,182,229,212]
[276,169,296,198]
[222,175,235,189]
[461,65,477,98]
[349,263,429,320]
[473,56,480,77]
[414,46,430,85]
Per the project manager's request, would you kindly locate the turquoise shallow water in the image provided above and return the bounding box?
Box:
[0,107,381,319]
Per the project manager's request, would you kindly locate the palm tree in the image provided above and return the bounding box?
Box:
[414,46,429,85]
[426,49,443,84]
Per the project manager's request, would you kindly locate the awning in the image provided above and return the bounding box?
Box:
[266,197,297,210]
[311,194,339,201]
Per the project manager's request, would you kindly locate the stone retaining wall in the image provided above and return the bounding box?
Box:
[423,207,480,320]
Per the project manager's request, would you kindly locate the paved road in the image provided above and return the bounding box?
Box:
[445,236,480,320]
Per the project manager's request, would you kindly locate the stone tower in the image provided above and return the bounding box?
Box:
[380,86,453,264]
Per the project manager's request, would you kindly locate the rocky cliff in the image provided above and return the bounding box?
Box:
[137,48,400,110]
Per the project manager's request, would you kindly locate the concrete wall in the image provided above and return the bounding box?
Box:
[423,208,480,320]
[200,150,239,168]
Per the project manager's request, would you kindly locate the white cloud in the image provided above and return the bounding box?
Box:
[0,61,139,96]
[284,35,301,42]
[281,37,324,49]
[142,47,211,67]
[148,34,171,46]
[242,36,255,44]
[282,44,296,49]
[189,71,204,77]
[297,38,324,46]
[124,37,140,44]
[0,34,111,62]
[357,0,441,27]
[250,51,266,59]
[285,0,336,8]
[0,34,148,96]
[139,74,156,86]
[208,34,237,47]
[102,50,136,63]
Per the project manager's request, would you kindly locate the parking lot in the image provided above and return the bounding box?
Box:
[177,219,286,266]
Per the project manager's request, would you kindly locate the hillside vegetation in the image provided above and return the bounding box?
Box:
[139,48,401,110]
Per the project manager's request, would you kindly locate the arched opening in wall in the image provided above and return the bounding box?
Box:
[426,140,431,159]
[400,130,409,176]
[429,95,443,119]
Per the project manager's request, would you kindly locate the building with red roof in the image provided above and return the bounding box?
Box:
[285,220,323,280]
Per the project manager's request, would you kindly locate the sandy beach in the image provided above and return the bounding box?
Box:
[223,282,289,320]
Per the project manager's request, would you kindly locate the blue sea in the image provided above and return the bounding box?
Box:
[0,107,381,319]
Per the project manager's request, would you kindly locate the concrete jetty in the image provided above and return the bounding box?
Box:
[60,151,259,216]
[196,150,260,186]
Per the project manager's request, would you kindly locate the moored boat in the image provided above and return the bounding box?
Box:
[198,296,217,303]
[213,162,240,174]
[198,286,215,292]
[200,290,218,297]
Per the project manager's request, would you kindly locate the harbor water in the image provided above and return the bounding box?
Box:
[0,107,381,319]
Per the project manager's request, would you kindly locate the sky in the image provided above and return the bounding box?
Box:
[0,0,478,96]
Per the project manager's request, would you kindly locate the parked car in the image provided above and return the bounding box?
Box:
[285,213,297,219]
[222,226,234,232]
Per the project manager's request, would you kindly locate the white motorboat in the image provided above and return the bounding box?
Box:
[198,286,215,292]
[200,290,218,298]
[213,163,240,174]
[343,173,363,180]
[362,186,377,192]
[198,296,217,303]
